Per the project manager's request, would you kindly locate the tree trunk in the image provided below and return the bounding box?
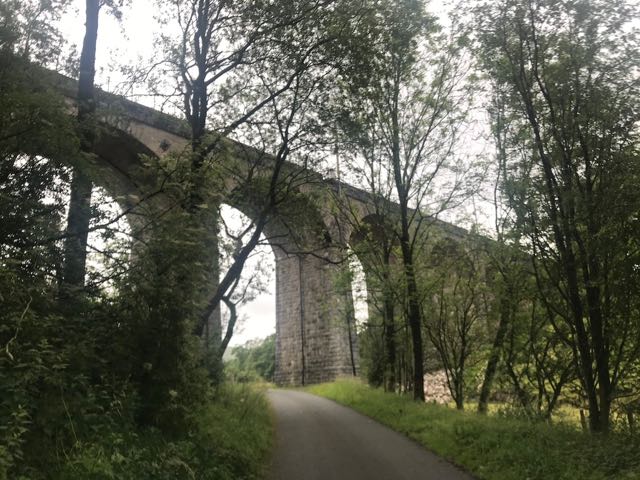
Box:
[382,250,396,392]
[585,278,612,433]
[478,291,510,413]
[565,257,602,431]
[389,71,424,402]
[383,295,396,391]
[77,0,99,121]
[219,297,237,360]
[402,239,425,402]
[61,0,100,294]
[455,382,464,410]
[343,280,357,376]
[627,408,635,435]
[62,171,92,289]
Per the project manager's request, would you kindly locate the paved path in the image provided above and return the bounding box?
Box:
[268,390,474,480]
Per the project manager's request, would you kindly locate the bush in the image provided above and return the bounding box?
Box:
[55,384,273,480]
[225,335,275,383]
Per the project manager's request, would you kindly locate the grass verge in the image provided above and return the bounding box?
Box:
[307,379,640,480]
[55,383,273,480]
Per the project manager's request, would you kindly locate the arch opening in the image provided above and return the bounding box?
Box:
[218,204,276,349]
[0,153,136,294]
[348,251,369,329]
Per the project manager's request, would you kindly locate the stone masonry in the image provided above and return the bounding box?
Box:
[274,251,358,386]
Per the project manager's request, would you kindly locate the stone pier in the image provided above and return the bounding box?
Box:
[274,250,358,386]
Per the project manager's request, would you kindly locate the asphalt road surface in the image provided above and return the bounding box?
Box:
[268,390,474,480]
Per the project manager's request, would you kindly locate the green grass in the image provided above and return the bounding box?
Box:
[56,383,273,480]
[194,383,274,479]
[307,379,640,480]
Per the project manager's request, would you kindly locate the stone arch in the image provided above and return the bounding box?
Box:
[10,103,168,245]
[349,213,396,249]
[71,123,182,258]
[92,125,158,195]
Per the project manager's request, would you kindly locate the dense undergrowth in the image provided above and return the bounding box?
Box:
[1,383,272,480]
[308,379,640,480]
[0,356,273,480]
[0,186,274,479]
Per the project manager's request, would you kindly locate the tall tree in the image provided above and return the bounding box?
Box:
[153,0,370,341]
[353,220,403,391]
[336,0,472,400]
[475,0,640,432]
[426,239,488,410]
[61,0,126,295]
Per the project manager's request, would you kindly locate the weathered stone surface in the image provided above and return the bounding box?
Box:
[274,252,358,386]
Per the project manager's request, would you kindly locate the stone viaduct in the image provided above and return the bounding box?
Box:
[42,69,468,386]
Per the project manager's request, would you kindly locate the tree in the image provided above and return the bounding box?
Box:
[149,0,372,347]
[225,334,276,382]
[475,0,640,432]
[0,0,70,64]
[61,0,127,295]
[425,238,488,410]
[476,86,527,413]
[350,226,405,391]
[60,0,99,294]
[335,0,472,400]
[0,31,121,477]
[216,209,272,361]
[502,290,575,419]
